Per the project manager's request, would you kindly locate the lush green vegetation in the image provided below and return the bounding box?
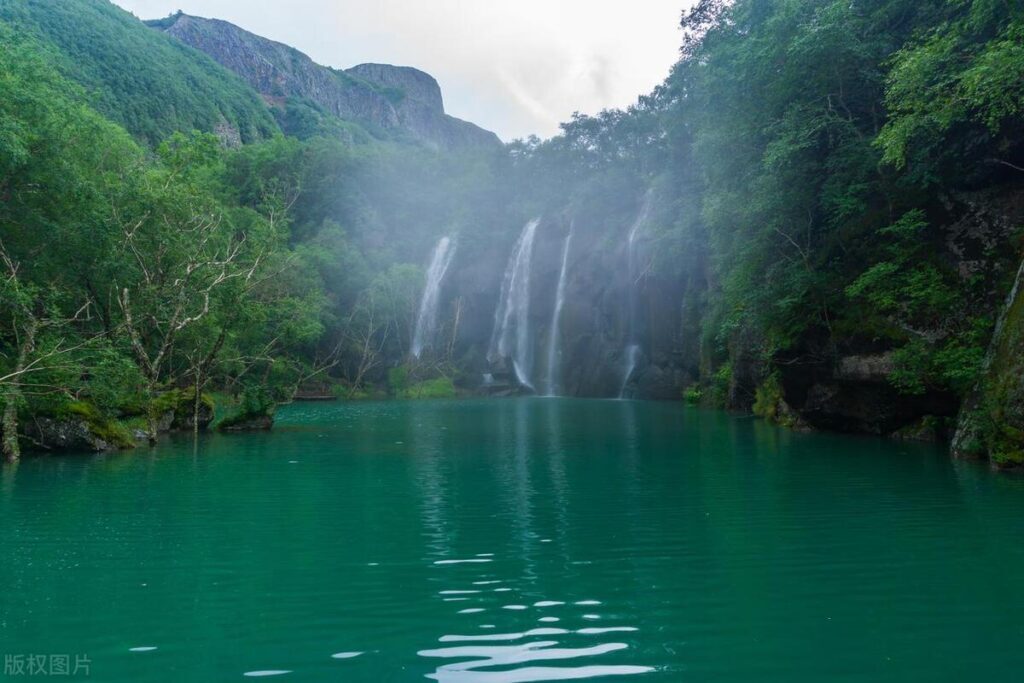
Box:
[508,0,1022,440]
[0,0,279,145]
[2,0,1023,465]
[672,0,1021,426]
[0,6,505,459]
[0,29,320,458]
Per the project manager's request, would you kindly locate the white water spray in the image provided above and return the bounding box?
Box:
[619,193,653,398]
[619,344,641,399]
[411,236,456,359]
[545,226,573,396]
[488,219,541,390]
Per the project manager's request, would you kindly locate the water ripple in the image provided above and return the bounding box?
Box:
[419,640,651,682]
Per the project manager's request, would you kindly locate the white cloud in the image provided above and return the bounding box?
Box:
[112,0,691,140]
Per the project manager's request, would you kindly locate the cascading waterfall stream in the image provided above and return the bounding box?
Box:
[619,192,653,398]
[545,226,573,396]
[411,236,456,359]
[619,344,641,398]
[488,218,541,390]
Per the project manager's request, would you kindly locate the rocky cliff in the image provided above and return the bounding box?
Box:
[953,258,1024,467]
[149,13,501,151]
[438,187,700,400]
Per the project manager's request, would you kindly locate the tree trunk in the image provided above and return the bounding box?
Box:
[193,377,201,437]
[145,378,159,445]
[2,318,39,463]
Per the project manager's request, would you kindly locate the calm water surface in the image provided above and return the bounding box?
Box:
[3,398,1024,681]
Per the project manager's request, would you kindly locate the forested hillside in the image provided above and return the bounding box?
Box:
[0,0,509,461]
[480,0,1024,466]
[0,0,279,144]
[150,12,502,151]
[2,0,1023,468]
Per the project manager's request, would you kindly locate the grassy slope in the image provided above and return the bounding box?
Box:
[0,0,279,145]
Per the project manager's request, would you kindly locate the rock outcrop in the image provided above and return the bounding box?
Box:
[347,63,500,151]
[953,259,1024,467]
[218,412,274,432]
[149,13,501,151]
[22,416,120,452]
[779,355,960,435]
[443,188,699,400]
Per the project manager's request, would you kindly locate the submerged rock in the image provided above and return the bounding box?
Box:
[218,413,274,432]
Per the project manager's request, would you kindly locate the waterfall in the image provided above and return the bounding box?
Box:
[619,192,653,398]
[411,236,456,359]
[545,226,573,396]
[488,218,541,390]
[619,344,641,398]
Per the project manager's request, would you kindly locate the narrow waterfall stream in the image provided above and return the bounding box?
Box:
[411,236,456,359]
[619,344,641,398]
[488,219,541,389]
[545,226,573,396]
[620,193,653,398]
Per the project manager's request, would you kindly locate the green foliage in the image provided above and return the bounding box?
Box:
[238,385,275,418]
[846,211,990,396]
[4,0,1024,469]
[82,344,148,416]
[753,373,790,426]
[965,271,1024,467]
[0,0,278,145]
[396,377,456,400]
[705,363,732,409]
[149,389,215,421]
[844,212,953,321]
[58,401,134,448]
[388,367,410,395]
[501,0,1021,438]
[878,4,1024,177]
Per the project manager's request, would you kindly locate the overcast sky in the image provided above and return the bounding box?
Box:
[111,0,691,141]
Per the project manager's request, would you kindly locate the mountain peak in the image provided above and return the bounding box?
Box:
[149,13,500,150]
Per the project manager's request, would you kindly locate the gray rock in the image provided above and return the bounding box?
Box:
[22,417,112,452]
[836,353,895,383]
[170,402,215,432]
[152,14,501,151]
[219,413,274,432]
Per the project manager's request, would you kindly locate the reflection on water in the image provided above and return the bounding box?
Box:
[3,398,1024,681]
[415,399,652,681]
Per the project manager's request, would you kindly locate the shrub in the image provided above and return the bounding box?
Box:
[397,377,456,399]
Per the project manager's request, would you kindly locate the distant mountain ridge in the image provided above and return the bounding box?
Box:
[150,12,502,151]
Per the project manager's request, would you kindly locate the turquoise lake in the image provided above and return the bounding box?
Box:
[2,398,1024,681]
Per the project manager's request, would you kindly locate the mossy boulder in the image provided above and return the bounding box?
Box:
[218,412,274,432]
[953,261,1024,468]
[752,372,809,431]
[22,401,134,452]
[150,389,215,432]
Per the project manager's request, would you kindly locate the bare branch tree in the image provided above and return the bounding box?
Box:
[0,241,94,462]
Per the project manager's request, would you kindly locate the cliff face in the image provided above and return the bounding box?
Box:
[953,258,1024,467]
[347,63,500,151]
[765,188,1024,442]
[441,188,700,400]
[150,13,501,151]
